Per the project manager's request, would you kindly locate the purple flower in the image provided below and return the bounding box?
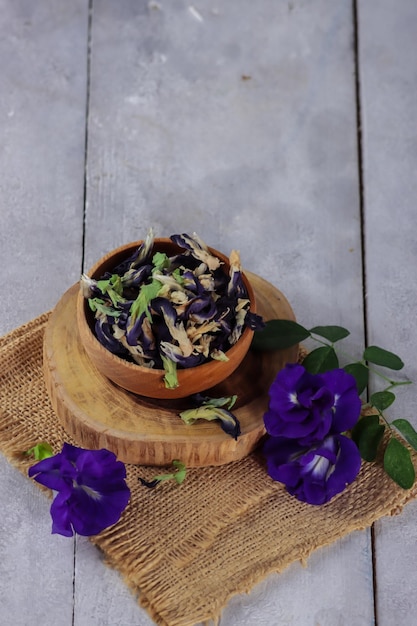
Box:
[263,364,361,446]
[186,296,217,323]
[28,443,130,537]
[320,368,362,433]
[263,434,361,505]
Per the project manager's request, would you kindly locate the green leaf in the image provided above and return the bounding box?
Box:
[351,414,385,461]
[152,252,170,272]
[363,346,404,371]
[344,362,369,395]
[370,390,396,412]
[352,413,378,443]
[309,325,350,343]
[384,438,415,489]
[130,278,162,322]
[161,356,179,389]
[226,395,237,410]
[172,460,187,484]
[251,319,310,351]
[25,442,54,461]
[352,412,378,437]
[358,423,385,461]
[94,275,125,307]
[392,419,417,451]
[172,267,184,286]
[147,460,187,487]
[88,298,121,317]
[302,346,339,374]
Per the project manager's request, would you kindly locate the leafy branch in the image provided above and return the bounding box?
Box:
[138,460,187,489]
[252,320,416,489]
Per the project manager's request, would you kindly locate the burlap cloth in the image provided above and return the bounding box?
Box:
[1,313,416,626]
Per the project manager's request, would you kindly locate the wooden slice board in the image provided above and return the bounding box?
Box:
[43,272,298,467]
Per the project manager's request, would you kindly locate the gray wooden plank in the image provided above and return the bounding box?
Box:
[74,536,156,626]
[0,463,74,625]
[77,1,374,624]
[358,0,417,624]
[0,0,88,327]
[0,0,88,623]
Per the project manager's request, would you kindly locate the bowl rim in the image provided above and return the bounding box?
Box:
[77,238,256,378]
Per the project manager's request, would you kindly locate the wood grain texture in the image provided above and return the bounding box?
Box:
[358,1,417,624]
[0,1,88,624]
[0,0,88,327]
[79,1,373,625]
[1,0,416,624]
[44,275,297,466]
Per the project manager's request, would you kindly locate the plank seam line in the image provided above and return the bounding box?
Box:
[74,2,93,624]
[81,0,94,276]
[352,0,367,337]
[353,2,378,626]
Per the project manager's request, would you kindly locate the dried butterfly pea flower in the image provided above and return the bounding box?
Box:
[95,319,129,356]
[121,264,152,288]
[180,394,241,440]
[160,341,206,368]
[82,230,258,389]
[170,233,222,271]
[113,228,155,275]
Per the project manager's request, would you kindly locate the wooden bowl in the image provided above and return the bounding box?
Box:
[76,238,257,399]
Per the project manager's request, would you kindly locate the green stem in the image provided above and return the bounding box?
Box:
[378,409,390,428]
[309,335,411,390]
[309,335,332,348]
[385,380,413,391]
[309,334,357,363]
[361,404,392,432]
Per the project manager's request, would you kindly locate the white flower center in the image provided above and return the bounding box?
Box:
[289,392,298,405]
[74,482,102,501]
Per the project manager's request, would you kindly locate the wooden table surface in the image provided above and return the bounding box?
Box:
[1,1,416,624]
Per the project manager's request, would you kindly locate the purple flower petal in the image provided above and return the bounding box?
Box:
[186,296,217,323]
[263,437,306,486]
[60,442,84,463]
[325,435,362,499]
[159,341,205,368]
[28,454,76,492]
[55,484,130,537]
[269,363,306,398]
[170,233,202,252]
[264,364,335,445]
[321,369,362,433]
[50,489,75,537]
[263,363,362,447]
[244,311,265,331]
[75,448,127,489]
[122,264,152,287]
[95,319,127,355]
[28,444,130,537]
[263,434,361,505]
[125,313,143,347]
[264,406,333,443]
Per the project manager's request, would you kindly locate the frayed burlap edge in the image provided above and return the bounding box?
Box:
[1,313,417,626]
